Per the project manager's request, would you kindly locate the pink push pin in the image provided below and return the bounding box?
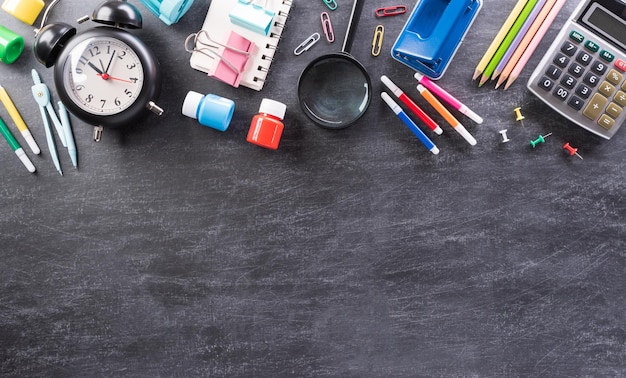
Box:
[563,142,583,160]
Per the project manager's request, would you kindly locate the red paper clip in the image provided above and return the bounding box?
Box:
[375,5,408,17]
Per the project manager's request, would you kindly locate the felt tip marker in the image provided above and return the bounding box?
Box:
[0,116,36,173]
[0,85,40,155]
[414,72,483,124]
[416,84,477,146]
[381,92,439,155]
[380,75,443,135]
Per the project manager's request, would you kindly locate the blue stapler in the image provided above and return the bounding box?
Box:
[391,0,482,79]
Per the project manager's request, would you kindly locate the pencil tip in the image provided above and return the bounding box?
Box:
[478,75,488,87]
[472,70,481,81]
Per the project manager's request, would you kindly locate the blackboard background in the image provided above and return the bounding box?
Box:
[1,0,625,376]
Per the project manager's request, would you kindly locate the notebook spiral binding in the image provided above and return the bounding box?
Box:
[188,0,293,91]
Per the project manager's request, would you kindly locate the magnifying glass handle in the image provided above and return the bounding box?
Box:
[342,0,365,53]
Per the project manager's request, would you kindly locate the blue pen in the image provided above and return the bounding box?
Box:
[381,92,439,155]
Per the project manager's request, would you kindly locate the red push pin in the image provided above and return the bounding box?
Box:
[563,142,583,160]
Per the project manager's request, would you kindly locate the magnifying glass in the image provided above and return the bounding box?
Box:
[297,0,371,129]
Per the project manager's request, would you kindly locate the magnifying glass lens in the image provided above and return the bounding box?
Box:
[298,55,370,129]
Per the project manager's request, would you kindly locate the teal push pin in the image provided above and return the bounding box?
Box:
[530,132,552,148]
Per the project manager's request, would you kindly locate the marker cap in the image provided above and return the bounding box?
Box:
[0,25,24,64]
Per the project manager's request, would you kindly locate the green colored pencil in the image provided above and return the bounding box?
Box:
[479,0,539,86]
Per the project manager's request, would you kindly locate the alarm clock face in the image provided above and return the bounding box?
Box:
[61,36,144,115]
[52,27,161,128]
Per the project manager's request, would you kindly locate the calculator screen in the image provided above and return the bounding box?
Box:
[580,2,626,51]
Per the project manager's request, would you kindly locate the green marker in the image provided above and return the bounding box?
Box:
[479,0,540,87]
[0,116,35,173]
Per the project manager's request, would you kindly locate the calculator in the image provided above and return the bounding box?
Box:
[527,0,626,140]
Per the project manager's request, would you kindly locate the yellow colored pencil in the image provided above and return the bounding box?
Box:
[473,0,528,81]
[0,85,40,154]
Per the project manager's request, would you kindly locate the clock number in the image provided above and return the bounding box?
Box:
[76,84,85,91]
[88,46,101,57]
[115,98,121,106]
[100,99,106,108]
[117,50,126,60]
[78,56,89,66]
[86,94,93,103]
[130,77,139,83]
[127,63,136,70]
[75,67,83,74]
[124,89,133,97]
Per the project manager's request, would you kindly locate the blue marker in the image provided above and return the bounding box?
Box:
[381,92,439,155]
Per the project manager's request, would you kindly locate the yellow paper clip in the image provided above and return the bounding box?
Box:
[294,33,320,56]
[372,25,384,57]
[320,12,334,43]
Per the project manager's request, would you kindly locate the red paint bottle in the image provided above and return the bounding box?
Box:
[247,99,287,150]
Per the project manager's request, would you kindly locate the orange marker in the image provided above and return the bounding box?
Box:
[416,84,476,146]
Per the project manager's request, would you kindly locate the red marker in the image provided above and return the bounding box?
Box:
[381,75,443,135]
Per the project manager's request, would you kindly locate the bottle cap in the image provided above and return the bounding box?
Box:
[0,26,24,64]
[181,91,203,119]
[259,98,286,120]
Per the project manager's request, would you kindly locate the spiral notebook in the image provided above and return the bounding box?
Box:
[189,0,293,91]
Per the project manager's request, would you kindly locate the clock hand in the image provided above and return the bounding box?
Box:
[88,62,104,75]
[96,74,133,83]
[104,50,116,74]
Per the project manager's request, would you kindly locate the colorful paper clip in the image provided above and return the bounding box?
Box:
[294,32,320,56]
[375,5,408,17]
[372,25,384,57]
[320,12,334,43]
[322,0,337,11]
[185,30,254,87]
[229,0,275,36]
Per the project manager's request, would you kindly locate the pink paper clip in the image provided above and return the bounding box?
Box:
[375,5,408,17]
[320,12,334,43]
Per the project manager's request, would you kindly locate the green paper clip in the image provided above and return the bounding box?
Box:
[323,0,338,11]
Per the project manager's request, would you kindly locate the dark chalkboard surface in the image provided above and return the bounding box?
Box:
[1,0,625,376]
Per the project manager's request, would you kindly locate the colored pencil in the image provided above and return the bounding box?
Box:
[473,0,527,81]
[479,0,539,86]
[504,0,567,90]
[495,0,558,88]
[491,0,548,81]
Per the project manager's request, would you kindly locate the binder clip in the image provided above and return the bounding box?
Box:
[391,0,482,79]
[229,0,275,36]
[139,0,195,25]
[185,30,254,88]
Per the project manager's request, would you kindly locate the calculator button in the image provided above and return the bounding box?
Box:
[583,72,599,87]
[598,115,615,130]
[615,91,626,107]
[585,40,600,53]
[568,63,584,77]
[623,81,626,91]
[616,59,626,72]
[600,50,614,62]
[560,74,577,89]
[554,53,570,68]
[592,61,608,75]
[599,81,615,97]
[568,96,585,111]
[553,86,570,101]
[583,94,608,120]
[546,65,562,80]
[561,41,578,56]
[576,84,592,99]
[570,31,584,43]
[606,69,623,85]
[576,52,592,66]
[538,77,554,91]
[606,102,622,118]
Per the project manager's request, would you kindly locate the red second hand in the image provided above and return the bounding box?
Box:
[97,73,133,83]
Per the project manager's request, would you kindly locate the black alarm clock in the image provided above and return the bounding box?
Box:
[34,0,163,130]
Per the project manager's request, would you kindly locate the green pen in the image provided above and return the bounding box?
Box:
[479,0,540,86]
[0,116,36,173]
